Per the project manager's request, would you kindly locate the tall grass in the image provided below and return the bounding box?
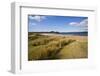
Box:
[28,33,87,60]
[28,38,75,60]
[57,41,88,59]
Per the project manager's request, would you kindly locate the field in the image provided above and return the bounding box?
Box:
[28,32,88,61]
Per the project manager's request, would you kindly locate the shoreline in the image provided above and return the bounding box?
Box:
[40,33,87,37]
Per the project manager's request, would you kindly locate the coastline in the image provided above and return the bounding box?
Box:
[40,33,87,37]
[40,33,88,41]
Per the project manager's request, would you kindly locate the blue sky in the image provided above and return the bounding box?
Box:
[28,15,88,32]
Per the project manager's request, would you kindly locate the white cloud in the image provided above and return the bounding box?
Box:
[68,19,88,31]
[69,22,79,26]
[69,19,88,27]
[80,19,88,27]
[29,15,46,22]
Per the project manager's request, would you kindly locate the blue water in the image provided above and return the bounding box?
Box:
[59,32,88,36]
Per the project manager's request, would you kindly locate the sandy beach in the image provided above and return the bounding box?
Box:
[40,33,87,41]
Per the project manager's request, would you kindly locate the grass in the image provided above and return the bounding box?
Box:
[57,41,88,59]
[28,33,88,61]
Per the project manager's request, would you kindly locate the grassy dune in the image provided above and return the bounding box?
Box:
[28,33,88,61]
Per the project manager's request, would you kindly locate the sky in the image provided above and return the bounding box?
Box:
[28,15,88,32]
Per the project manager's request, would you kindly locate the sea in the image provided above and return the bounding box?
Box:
[59,32,88,36]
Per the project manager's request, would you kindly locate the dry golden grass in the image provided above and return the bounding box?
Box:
[57,41,88,59]
[28,33,88,60]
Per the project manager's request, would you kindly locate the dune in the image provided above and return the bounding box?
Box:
[28,33,88,60]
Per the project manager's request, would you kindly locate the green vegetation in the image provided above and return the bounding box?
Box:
[28,33,88,61]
